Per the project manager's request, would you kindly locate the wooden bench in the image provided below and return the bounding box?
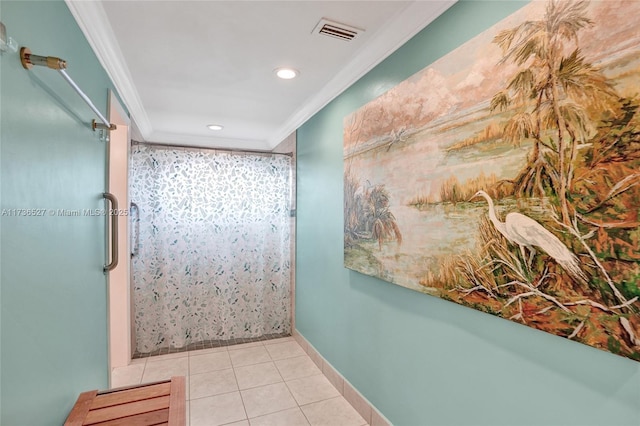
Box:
[64,376,186,426]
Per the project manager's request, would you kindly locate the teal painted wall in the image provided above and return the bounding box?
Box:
[296,1,640,425]
[1,1,118,424]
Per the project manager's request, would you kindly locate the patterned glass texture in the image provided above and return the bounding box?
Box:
[130,145,292,353]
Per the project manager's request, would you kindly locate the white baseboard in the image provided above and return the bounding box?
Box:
[293,330,393,426]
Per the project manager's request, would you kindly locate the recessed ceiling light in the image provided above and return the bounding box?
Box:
[207,124,224,131]
[275,68,299,80]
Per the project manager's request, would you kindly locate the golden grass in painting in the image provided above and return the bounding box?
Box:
[347,0,640,361]
[409,172,514,206]
[419,254,461,290]
[417,207,640,360]
[446,122,503,152]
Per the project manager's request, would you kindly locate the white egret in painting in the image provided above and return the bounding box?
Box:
[472,190,588,285]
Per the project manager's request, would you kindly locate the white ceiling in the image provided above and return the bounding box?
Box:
[66,0,456,151]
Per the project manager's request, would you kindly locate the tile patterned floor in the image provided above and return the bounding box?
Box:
[112,337,369,426]
[133,333,291,359]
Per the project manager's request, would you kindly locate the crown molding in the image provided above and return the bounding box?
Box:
[65,0,153,140]
[267,0,457,149]
[66,0,455,150]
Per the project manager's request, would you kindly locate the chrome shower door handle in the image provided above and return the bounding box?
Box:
[103,192,119,273]
[130,202,140,258]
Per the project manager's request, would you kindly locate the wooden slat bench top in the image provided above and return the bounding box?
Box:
[64,376,186,426]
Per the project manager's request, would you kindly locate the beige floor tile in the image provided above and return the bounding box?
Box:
[141,356,189,383]
[249,407,310,426]
[274,356,321,381]
[224,421,250,426]
[263,336,295,345]
[146,352,189,362]
[190,351,232,375]
[286,374,340,406]
[130,357,147,365]
[190,392,247,426]
[229,346,271,367]
[240,382,297,418]
[234,362,283,390]
[186,376,191,400]
[110,363,145,388]
[190,368,239,400]
[227,341,264,351]
[300,397,367,426]
[265,341,306,360]
[188,347,228,357]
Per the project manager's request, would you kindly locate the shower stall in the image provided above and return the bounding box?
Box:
[129,143,292,355]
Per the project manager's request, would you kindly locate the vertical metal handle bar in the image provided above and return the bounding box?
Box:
[58,69,111,128]
[103,192,119,273]
[130,202,140,258]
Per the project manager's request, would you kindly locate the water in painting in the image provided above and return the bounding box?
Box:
[344,0,640,361]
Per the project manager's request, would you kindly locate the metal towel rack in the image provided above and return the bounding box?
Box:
[20,46,117,132]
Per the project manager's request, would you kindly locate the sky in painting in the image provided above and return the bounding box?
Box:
[344,0,640,153]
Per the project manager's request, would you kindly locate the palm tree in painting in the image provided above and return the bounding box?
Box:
[344,169,402,250]
[344,168,364,246]
[490,0,616,224]
[364,185,402,250]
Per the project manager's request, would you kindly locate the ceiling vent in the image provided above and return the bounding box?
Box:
[312,18,363,42]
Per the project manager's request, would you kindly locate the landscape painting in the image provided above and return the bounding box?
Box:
[344,0,640,361]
